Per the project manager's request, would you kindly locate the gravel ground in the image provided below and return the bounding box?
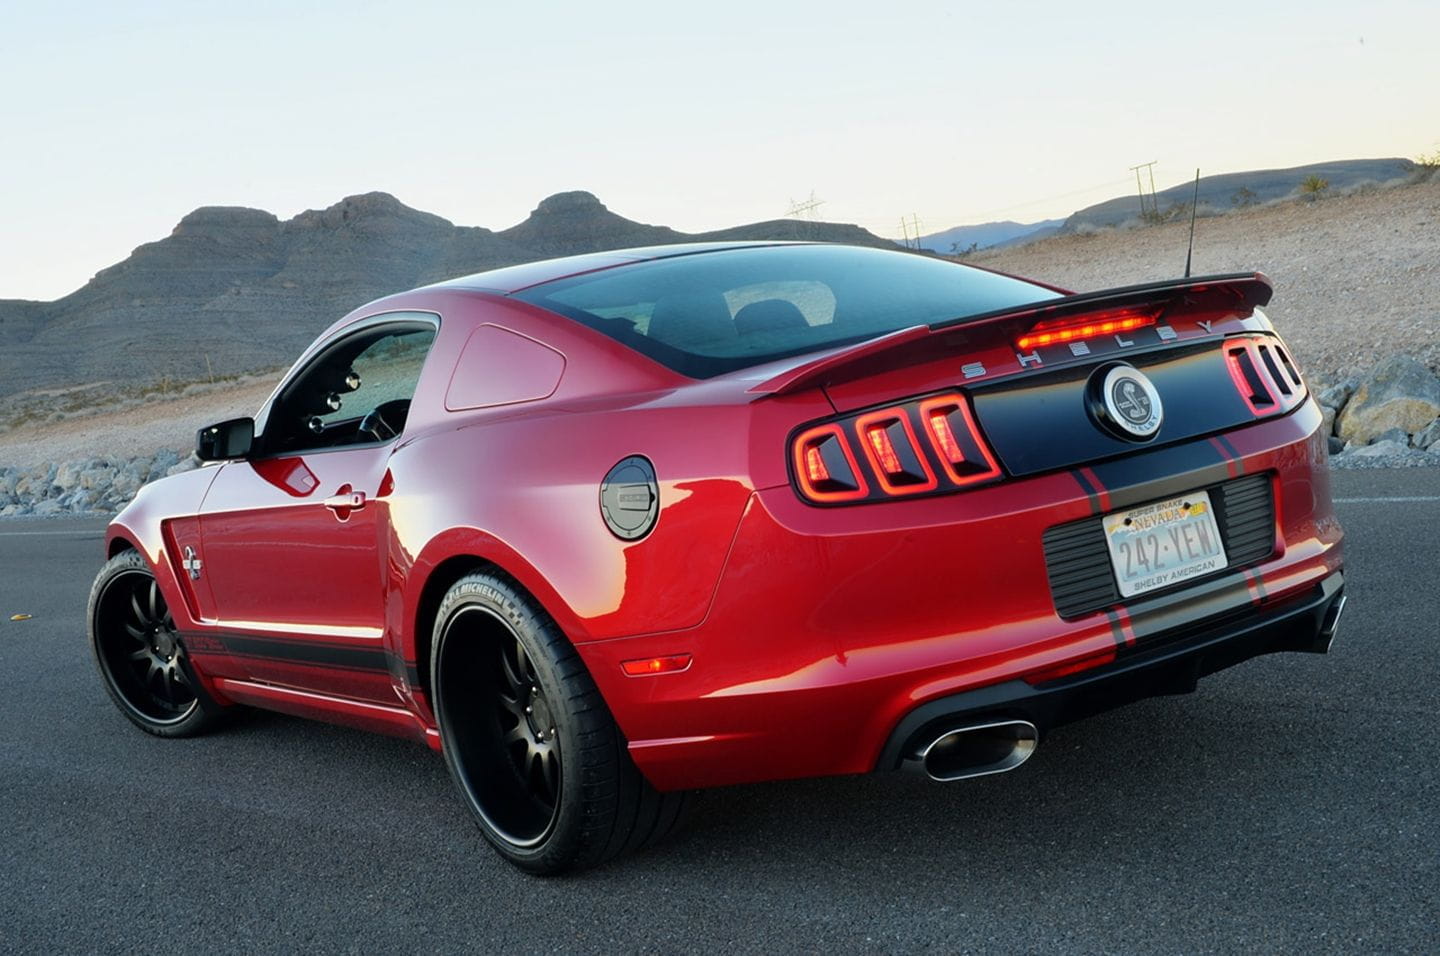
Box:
[0,377,278,471]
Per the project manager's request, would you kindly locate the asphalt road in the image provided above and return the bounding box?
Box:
[1,468,1436,953]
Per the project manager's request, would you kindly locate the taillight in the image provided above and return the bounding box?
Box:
[1224,335,1307,417]
[792,423,869,502]
[917,396,1002,485]
[790,392,999,504]
[855,410,938,494]
[1015,307,1159,351]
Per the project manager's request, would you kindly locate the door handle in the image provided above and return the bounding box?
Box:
[323,488,366,514]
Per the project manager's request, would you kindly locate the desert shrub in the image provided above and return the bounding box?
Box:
[1299,175,1330,199]
[1417,147,1440,169]
[1231,187,1259,207]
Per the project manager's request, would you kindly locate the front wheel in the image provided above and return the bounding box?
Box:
[431,571,688,875]
[87,550,225,737]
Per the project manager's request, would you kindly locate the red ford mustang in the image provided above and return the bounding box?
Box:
[88,242,1345,873]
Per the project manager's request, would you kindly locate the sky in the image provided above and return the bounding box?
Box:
[2,0,1436,301]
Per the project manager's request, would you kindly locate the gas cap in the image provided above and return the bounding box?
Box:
[599,456,659,541]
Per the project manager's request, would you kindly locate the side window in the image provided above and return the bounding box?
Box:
[262,319,437,455]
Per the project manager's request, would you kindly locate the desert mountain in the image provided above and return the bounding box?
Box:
[0,191,897,399]
[913,218,1065,255]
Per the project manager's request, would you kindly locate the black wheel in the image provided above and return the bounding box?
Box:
[87,550,224,737]
[431,571,689,875]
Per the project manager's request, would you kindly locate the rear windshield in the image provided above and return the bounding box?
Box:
[513,244,1060,378]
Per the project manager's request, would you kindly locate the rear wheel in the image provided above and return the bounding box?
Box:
[431,571,688,875]
[87,550,224,737]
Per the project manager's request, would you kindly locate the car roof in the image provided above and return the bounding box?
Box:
[424,241,804,295]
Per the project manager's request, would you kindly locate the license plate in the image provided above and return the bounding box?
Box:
[1102,490,1227,598]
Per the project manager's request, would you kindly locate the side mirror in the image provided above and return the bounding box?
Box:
[196,417,255,462]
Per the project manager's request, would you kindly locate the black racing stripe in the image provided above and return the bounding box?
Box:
[1072,469,1102,515]
[1103,609,1127,648]
[1248,570,1268,603]
[1089,441,1232,510]
[1213,433,1243,473]
[1122,571,1253,644]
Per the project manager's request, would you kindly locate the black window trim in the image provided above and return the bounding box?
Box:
[250,310,441,460]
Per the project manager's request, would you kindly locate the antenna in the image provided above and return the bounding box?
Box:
[1183,168,1200,278]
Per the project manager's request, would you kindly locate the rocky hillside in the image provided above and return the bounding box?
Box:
[1063,158,1416,230]
[0,191,897,401]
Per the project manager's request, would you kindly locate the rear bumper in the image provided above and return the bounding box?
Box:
[876,570,1344,771]
[578,401,1343,792]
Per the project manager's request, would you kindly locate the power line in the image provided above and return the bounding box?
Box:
[785,191,825,220]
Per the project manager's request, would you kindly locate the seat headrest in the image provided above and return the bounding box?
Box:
[733,299,810,336]
[647,291,736,349]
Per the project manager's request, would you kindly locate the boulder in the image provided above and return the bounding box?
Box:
[79,466,117,490]
[1316,380,1357,411]
[1336,355,1440,445]
[54,460,85,490]
[1321,405,1336,437]
[1369,427,1412,447]
[1415,418,1440,451]
[110,471,143,500]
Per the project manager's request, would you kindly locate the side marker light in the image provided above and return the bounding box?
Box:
[621,654,693,677]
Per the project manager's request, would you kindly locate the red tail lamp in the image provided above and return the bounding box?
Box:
[792,423,869,502]
[1016,308,1159,351]
[1223,335,1308,418]
[621,654,693,677]
[854,410,937,494]
[917,395,1002,485]
[791,394,1002,504]
[1224,338,1277,415]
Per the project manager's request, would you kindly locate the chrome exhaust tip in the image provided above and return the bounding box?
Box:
[1311,593,1347,654]
[905,719,1039,782]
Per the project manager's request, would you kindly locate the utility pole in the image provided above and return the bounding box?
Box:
[1129,161,1159,218]
[898,213,922,250]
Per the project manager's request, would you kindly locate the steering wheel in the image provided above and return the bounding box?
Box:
[358,399,411,443]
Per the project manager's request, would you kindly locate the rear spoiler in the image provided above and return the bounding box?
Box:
[749,272,1272,396]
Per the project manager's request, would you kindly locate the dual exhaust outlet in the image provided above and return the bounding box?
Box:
[904,719,1039,783]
